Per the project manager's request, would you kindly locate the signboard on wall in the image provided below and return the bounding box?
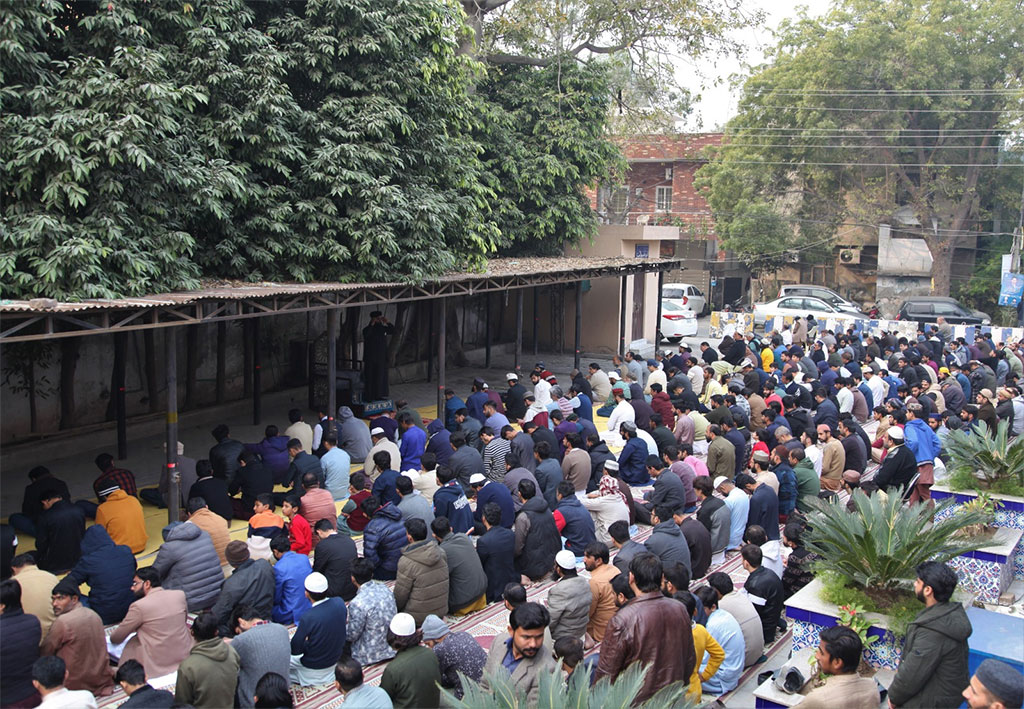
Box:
[635,244,650,258]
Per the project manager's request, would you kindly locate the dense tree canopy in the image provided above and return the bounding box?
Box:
[697,0,1024,296]
[1,0,503,299]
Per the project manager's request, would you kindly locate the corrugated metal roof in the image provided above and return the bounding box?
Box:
[0,256,682,314]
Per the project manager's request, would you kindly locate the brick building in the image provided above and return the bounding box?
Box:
[588,133,751,309]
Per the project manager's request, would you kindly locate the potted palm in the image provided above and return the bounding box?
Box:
[785,490,991,669]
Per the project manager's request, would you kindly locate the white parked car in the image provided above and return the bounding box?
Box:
[660,301,698,341]
[662,283,707,315]
[753,295,869,328]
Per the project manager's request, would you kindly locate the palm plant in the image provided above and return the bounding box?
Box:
[945,420,1024,495]
[805,489,992,592]
[440,661,693,709]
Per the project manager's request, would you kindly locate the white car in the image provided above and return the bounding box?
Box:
[662,283,707,315]
[660,301,698,341]
[753,295,869,328]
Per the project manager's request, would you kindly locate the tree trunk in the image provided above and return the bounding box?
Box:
[59,338,78,429]
[926,235,954,297]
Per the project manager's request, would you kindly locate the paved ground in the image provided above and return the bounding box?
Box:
[0,317,714,514]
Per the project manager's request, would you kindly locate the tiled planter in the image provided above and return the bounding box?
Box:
[932,487,1024,584]
[786,579,903,670]
[946,527,1024,603]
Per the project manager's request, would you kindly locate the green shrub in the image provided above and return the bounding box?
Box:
[805,489,991,592]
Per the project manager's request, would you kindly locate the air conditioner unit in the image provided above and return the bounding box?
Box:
[635,187,644,196]
[665,167,674,180]
[839,248,862,265]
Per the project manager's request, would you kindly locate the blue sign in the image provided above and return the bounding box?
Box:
[999,272,1024,307]
[635,244,650,258]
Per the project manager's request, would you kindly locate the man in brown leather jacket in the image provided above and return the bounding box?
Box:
[595,552,696,702]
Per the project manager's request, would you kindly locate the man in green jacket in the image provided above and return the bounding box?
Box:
[174,611,240,709]
[380,613,442,708]
[789,448,820,513]
[888,561,972,708]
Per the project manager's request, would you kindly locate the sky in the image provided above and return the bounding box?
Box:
[675,0,832,132]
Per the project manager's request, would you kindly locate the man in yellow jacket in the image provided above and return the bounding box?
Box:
[95,484,148,553]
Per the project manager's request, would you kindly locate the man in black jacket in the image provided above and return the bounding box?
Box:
[874,427,919,498]
[476,503,517,602]
[35,488,85,574]
[741,544,784,644]
[311,519,358,601]
[10,467,70,538]
[209,424,245,479]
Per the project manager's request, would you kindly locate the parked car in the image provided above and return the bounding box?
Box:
[662,283,707,316]
[896,297,991,325]
[777,284,862,315]
[753,295,869,328]
[660,301,698,341]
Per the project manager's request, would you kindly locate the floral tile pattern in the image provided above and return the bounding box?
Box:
[791,619,901,670]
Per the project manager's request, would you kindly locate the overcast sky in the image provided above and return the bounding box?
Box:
[675,0,832,132]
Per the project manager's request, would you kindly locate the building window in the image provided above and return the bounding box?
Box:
[655,186,672,212]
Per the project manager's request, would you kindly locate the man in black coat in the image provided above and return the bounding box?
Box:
[188,459,234,522]
[362,311,394,401]
[35,488,85,574]
[209,424,245,480]
[503,374,528,421]
[525,421,560,462]
[229,451,273,520]
[873,427,919,498]
[311,519,358,601]
[10,467,71,538]
[741,544,784,644]
[476,503,518,602]
[0,578,41,707]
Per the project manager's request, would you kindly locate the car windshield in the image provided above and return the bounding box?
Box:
[663,301,683,312]
[662,288,685,299]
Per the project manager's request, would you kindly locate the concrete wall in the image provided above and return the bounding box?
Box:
[565,225,679,350]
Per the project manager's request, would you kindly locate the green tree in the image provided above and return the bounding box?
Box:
[461,0,753,130]
[475,61,623,255]
[697,0,1024,296]
[1,0,498,299]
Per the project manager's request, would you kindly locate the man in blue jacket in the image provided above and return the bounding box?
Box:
[616,422,650,485]
[552,481,597,558]
[468,474,514,533]
[270,535,312,625]
[290,572,347,687]
[903,403,941,506]
[65,525,136,625]
[432,466,474,534]
[398,413,426,472]
[361,499,406,580]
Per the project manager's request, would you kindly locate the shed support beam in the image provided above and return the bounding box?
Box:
[165,329,179,525]
[574,282,583,372]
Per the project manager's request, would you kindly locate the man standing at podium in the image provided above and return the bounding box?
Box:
[363,311,394,401]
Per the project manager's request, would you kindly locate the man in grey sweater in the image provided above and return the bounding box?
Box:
[545,550,592,642]
[228,605,290,708]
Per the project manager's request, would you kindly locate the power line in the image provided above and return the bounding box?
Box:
[756,89,1022,96]
[738,105,1021,114]
[722,127,1018,133]
[699,160,1019,167]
